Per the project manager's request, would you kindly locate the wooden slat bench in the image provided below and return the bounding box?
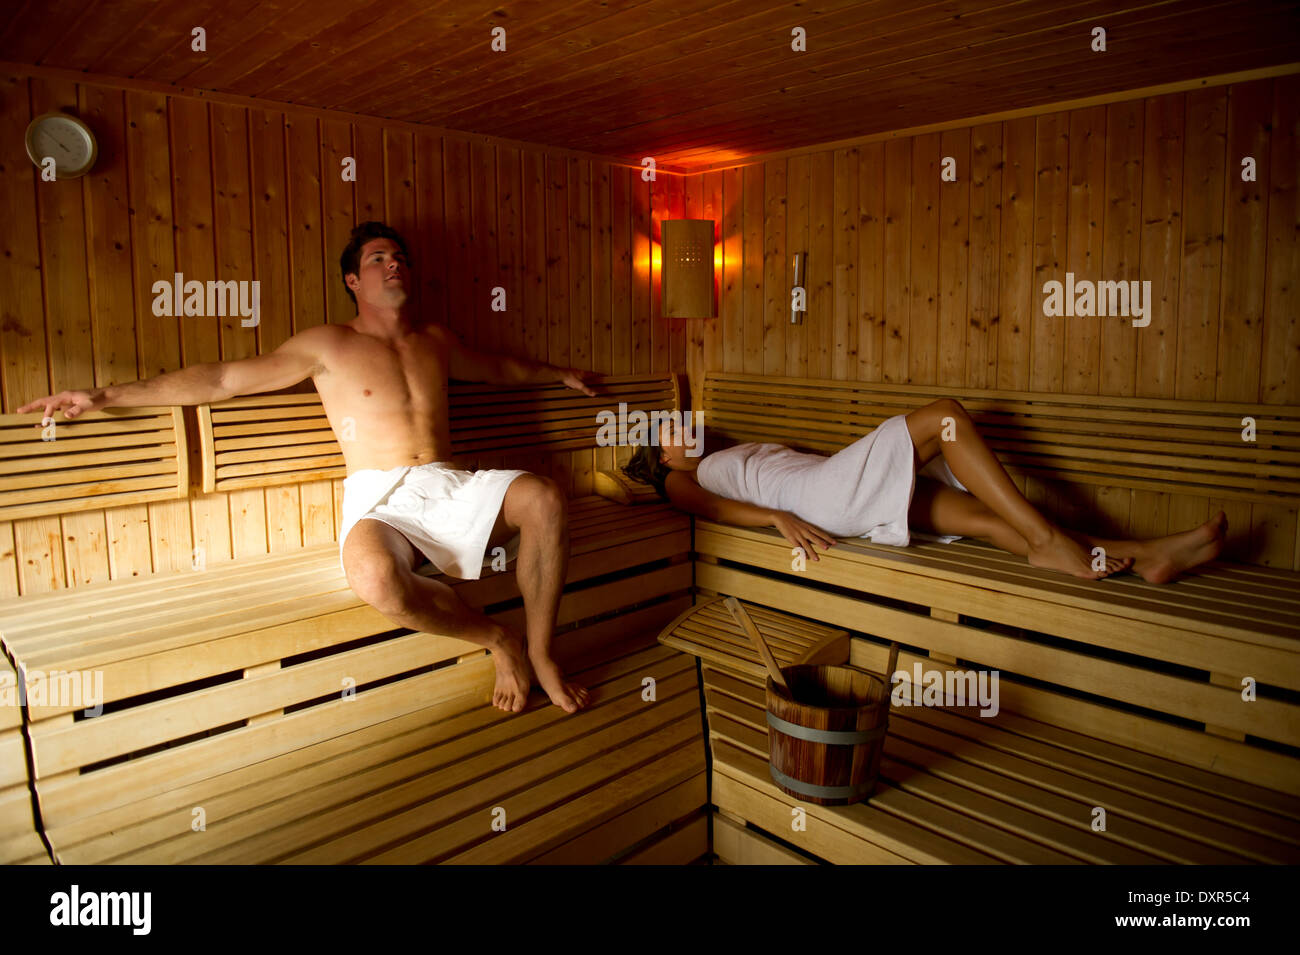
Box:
[701,372,1300,506]
[683,373,1300,864]
[0,653,48,864]
[198,374,680,491]
[660,597,1300,864]
[0,372,709,864]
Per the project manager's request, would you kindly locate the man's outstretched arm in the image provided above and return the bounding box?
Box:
[17,333,324,422]
[444,329,597,396]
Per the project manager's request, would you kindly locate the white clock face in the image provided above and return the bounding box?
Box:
[31,117,93,175]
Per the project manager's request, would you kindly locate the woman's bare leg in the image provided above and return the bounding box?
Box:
[903,399,1131,579]
[909,476,1228,584]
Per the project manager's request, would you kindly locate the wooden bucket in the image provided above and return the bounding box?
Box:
[765,663,891,806]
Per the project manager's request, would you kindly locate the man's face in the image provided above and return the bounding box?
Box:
[347,238,409,309]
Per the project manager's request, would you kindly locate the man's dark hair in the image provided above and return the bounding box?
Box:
[340,221,410,308]
[621,442,672,503]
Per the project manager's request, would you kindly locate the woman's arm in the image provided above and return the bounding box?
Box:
[663,470,835,560]
[663,469,771,526]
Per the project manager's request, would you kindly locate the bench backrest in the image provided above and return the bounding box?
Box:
[700,372,1300,505]
[0,407,189,521]
[199,373,682,493]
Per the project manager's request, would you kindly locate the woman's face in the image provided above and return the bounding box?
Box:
[658,418,698,471]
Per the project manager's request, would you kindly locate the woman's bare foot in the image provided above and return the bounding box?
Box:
[1027,526,1133,580]
[1131,511,1227,584]
[489,627,533,713]
[529,654,591,714]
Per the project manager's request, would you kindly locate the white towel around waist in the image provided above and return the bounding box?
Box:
[339,462,527,579]
[694,413,969,547]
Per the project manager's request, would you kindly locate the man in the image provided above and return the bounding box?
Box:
[19,221,598,715]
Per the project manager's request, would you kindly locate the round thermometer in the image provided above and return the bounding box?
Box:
[25,111,98,179]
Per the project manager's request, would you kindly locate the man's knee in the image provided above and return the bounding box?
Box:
[347,562,412,617]
[508,473,567,527]
[344,532,415,617]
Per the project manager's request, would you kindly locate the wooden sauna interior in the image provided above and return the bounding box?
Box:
[1,1,1298,590]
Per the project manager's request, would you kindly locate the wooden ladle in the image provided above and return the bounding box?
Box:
[724,596,792,696]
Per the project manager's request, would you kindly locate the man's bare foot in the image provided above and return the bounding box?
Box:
[1131,511,1227,584]
[489,627,533,713]
[529,654,591,714]
[1027,526,1133,580]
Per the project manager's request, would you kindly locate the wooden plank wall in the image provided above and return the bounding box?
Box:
[0,71,687,595]
[684,75,1300,570]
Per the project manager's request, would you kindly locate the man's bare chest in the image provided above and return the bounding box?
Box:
[318,330,450,414]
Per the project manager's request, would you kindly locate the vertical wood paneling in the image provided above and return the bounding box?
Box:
[831,148,856,380]
[938,129,969,388]
[1064,106,1106,395]
[1100,100,1143,398]
[567,157,591,375]
[998,116,1035,392]
[648,173,668,373]
[545,156,570,367]
[882,138,910,383]
[1137,94,1184,400]
[856,143,884,384]
[496,146,524,360]
[31,78,91,398]
[1030,112,1069,393]
[1,76,680,594]
[521,150,547,362]
[1178,88,1228,401]
[3,70,1297,591]
[908,133,940,385]
[808,152,833,380]
[443,137,472,347]
[1217,80,1272,403]
[1262,74,1300,406]
[610,165,633,376]
[720,166,743,375]
[966,123,1001,390]
[412,134,446,332]
[784,155,809,379]
[684,79,1295,568]
[591,161,613,375]
[630,171,650,374]
[762,159,787,378]
[320,119,356,326]
[469,141,496,354]
[664,173,687,376]
[740,164,764,375]
[701,170,723,395]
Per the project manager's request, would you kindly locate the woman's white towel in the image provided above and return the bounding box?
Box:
[694,413,970,546]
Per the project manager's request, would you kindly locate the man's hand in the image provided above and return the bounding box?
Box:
[559,367,598,397]
[771,510,836,562]
[17,388,108,425]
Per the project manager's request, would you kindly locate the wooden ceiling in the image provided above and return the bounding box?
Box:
[2,0,1297,172]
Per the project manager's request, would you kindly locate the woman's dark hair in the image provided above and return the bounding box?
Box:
[621,441,672,502]
[340,221,410,307]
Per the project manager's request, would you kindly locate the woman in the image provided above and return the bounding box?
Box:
[623,398,1226,584]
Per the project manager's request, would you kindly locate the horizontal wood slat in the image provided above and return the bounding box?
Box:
[0,406,188,520]
[200,374,681,493]
[0,497,690,715]
[41,640,705,865]
[682,602,1300,863]
[701,373,1300,505]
